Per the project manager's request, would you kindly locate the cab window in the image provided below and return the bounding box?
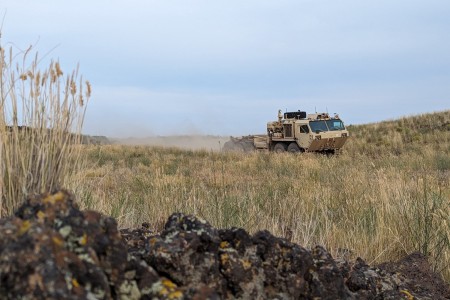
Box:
[309,120,328,132]
[325,119,345,131]
[300,125,309,133]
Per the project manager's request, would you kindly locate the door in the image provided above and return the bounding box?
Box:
[296,124,310,149]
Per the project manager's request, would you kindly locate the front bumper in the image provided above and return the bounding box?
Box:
[308,136,348,152]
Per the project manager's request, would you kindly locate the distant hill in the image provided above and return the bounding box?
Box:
[345,110,450,156]
[81,134,111,145]
[4,126,110,145]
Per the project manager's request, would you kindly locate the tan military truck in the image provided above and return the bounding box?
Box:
[224,109,349,154]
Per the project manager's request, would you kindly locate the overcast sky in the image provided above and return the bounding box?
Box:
[1,1,449,137]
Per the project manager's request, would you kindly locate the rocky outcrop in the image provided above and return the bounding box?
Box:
[0,190,448,299]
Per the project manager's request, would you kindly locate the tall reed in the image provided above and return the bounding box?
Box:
[0,36,90,216]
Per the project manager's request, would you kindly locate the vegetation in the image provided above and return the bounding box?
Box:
[0,38,90,216]
[69,110,450,281]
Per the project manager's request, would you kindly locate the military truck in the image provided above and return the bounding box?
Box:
[223,109,349,154]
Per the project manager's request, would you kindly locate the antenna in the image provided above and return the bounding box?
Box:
[315,106,317,113]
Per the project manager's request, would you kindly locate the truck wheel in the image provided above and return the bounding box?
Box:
[287,143,301,153]
[223,141,241,152]
[273,143,287,153]
[223,141,235,152]
[242,141,256,152]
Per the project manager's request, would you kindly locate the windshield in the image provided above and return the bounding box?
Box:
[309,121,329,133]
[310,119,345,132]
[325,119,345,131]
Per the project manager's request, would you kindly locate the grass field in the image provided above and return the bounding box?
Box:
[67,110,450,281]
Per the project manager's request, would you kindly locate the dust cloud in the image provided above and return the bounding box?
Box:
[112,135,230,152]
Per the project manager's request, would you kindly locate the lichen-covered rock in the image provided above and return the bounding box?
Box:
[139,214,353,299]
[137,213,449,300]
[0,190,180,300]
[337,257,404,299]
[0,190,448,299]
[308,245,354,299]
[15,190,135,297]
[0,217,109,299]
[143,213,228,297]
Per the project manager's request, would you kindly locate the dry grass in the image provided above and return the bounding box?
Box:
[0,38,90,216]
[71,111,450,281]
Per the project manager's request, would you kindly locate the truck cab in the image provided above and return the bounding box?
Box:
[267,110,349,153]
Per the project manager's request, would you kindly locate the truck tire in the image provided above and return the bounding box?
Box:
[287,142,301,153]
[242,141,256,152]
[223,140,244,152]
[273,143,287,153]
[223,141,235,152]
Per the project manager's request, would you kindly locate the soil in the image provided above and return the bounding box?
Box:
[377,252,450,299]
